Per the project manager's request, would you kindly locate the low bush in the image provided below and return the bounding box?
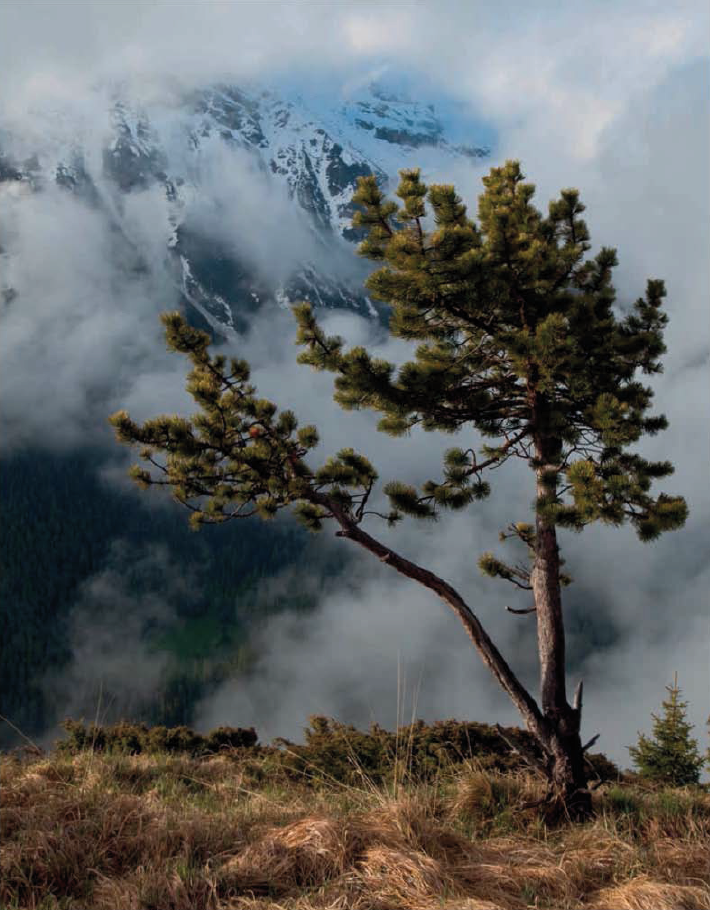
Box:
[54,716,621,792]
[56,719,258,757]
[274,716,622,788]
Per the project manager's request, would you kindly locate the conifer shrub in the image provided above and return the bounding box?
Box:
[204,725,259,753]
[274,716,620,787]
[628,674,704,787]
[54,716,619,789]
[56,720,257,757]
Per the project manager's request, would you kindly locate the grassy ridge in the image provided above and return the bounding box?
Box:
[50,716,621,788]
[2,720,709,909]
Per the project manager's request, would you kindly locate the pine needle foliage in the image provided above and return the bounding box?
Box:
[109,162,688,554]
[293,160,687,548]
[109,312,379,533]
[628,673,705,787]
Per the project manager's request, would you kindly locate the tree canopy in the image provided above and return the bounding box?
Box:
[112,161,686,547]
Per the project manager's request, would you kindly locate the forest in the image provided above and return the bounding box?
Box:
[0,448,347,750]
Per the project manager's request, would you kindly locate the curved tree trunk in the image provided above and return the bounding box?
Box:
[315,487,594,821]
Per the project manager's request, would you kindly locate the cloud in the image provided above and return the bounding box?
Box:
[184,141,322,285]
[0,178,190,452]
[195,548,528,748]
[40,541,195,738]
[2,1,706,158]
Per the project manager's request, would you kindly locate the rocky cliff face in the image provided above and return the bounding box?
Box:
[0,81,488,337]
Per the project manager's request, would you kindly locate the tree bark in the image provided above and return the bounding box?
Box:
[532,418,591,819]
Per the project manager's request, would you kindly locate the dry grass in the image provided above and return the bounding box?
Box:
[1,748,709,910]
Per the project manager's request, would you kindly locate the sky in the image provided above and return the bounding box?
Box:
[0,0,708,775]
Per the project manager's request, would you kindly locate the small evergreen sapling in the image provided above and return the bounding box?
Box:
[628,673,704,787]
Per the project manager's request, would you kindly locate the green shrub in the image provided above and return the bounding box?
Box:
[204,725,258,752]
[605,786,642,819]
[652,789,697,820]
[274,716,554,787]
[585,750,621,783]
[54,716,617,792]
[56,720,257,757]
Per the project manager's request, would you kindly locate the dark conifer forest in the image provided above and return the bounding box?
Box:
[0,448,344,749]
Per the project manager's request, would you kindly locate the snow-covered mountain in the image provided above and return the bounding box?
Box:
[0,81,489,337]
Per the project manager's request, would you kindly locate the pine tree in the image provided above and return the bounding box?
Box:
[628,673,704,787]
[109,160,688,820]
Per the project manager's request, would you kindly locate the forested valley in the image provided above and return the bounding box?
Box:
[0,448,347,751]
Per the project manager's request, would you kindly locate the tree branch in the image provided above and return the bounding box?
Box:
[317,491,553,752]
[509,578,534,591]
[573,679,583,713]
[505,604,536,615]
[494,723,550,777]
[470,428,529,475]
[581,733,600,753]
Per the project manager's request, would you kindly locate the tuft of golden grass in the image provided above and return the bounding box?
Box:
[1,747,708,910]
[585,876,710,909]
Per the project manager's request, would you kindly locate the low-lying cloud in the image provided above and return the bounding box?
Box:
[0,178,187,452]
[41,542,195,738]
[184,141,324,286]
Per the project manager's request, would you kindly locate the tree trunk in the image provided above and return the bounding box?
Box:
[312,429,596,820]
[532,426,592,820]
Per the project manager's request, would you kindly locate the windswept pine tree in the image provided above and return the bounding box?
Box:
[110,160,688,820]
[628,673,704,787]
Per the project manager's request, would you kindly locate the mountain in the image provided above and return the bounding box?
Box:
[0,80,488,336]
[0,80,491,750]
